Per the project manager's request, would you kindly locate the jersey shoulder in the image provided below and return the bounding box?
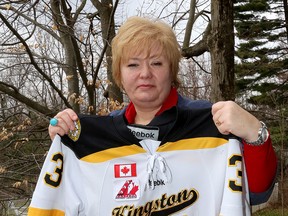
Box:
[177,94,212,110]
[60,114,133,159]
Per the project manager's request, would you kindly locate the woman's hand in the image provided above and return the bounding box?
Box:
[211,101,261,142]
[48,108,78,140]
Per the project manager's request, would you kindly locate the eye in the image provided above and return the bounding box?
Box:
[152,61,162,66]
[127,63,138,67]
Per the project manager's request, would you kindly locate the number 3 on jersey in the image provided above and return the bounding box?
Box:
[44,153,63,187]
[228,154,242,192]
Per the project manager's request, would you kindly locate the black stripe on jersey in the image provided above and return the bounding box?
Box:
[114,106,229,144]
[61,106,230,160]
[161,106,228,143]
[61,114,137,160]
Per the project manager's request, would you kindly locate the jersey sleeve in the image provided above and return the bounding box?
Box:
[243,134,277,205]
[28,135,82,216]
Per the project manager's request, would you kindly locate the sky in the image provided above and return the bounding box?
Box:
[113,0,210,45]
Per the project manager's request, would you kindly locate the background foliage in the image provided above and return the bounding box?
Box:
[0,0,287,215]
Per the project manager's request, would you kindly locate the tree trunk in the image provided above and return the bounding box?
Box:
[283,0,288,43]
[209,0,235,102]
[92,0,123,104]
[50,0,80,112]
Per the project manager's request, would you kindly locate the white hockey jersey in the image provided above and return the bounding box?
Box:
[28,108,251,216]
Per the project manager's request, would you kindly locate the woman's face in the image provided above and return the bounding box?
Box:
[120,45,172,110]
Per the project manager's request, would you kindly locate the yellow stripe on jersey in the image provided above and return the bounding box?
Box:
[158,137,228,152]
[81,144,146,163]
[80,137,228,163]
[28,207,64,216]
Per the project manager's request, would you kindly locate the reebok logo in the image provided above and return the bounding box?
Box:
[131,131,155,139]
[149,179,165,187]
[127,125,159,141]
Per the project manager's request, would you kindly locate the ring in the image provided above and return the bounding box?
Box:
[216,121,221,126]
[50,118,58,126]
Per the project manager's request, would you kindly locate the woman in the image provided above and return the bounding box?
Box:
[29,16,277,216]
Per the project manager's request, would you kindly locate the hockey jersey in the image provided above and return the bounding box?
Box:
[28,107,251,216]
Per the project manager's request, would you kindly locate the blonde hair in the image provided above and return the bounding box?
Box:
[112,16,181,89]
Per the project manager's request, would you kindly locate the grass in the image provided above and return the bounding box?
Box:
[252,208,288,216]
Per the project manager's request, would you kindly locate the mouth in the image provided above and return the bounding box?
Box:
[137,84,154,89]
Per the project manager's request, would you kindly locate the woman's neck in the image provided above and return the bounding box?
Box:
[124,88,178,125]
[134,106,162,125]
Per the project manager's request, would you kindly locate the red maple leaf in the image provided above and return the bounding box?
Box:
[121,166,130,175]
[129,184,139,195]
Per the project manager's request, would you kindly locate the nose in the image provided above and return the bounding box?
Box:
[139,63,152,78]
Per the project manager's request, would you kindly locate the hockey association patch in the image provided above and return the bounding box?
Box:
[68,119,81,141]
[114,179,140,201]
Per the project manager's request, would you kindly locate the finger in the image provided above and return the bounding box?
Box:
[48,125,56,141]
[55,110,77,130]
[211,101,226,116]
[214,121,232,135]
[63,108,78,121]
[218,128,230,135]
[48,125,67,141]
[212,109,223,125]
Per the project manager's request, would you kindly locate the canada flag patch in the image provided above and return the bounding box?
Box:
[114,163,137,178]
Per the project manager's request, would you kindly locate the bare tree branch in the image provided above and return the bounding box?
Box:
[0,12,71,111]
[0,3,61,42]
[182,21,211,57]
[0,82,55,116]
[183,0,196,48]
